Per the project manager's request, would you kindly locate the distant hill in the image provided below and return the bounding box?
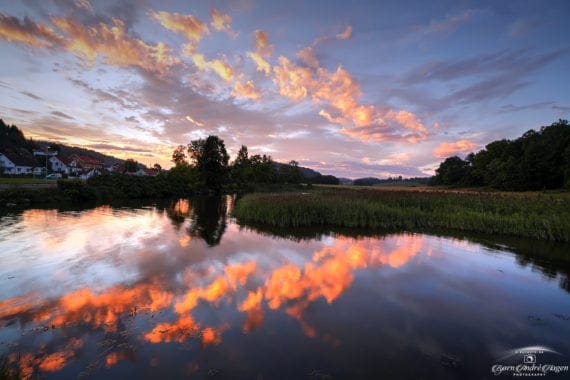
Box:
[1,118,126,167]
[353,176,431,186]
[271,161,339,184]
[35,141,126,167]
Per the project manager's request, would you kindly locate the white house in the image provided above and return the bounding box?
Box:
[0,151,36,175]
[49,156,69,174]
[80,168,102,180]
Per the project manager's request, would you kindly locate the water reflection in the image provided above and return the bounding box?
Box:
[166,197,228,246]
[1,200,570,379]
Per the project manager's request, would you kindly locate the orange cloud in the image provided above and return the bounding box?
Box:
[50,17,179,73]
[337,25,353,40]
[0,13,62,47]
[150,10,209,42]
[296,46,319,68]
[271,52,427,143]
[247,51,271,75]
[210,8,235,37]
[192,53,235,82]
[434,139,478,158]
[224,261,257,288]
[232,80,261,101]
[273,56,314,101]
[144,315,200,343]
[254,29,273,57]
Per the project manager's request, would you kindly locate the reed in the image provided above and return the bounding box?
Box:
[232,187,570,241]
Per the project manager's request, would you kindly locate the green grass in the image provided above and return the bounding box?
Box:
[0,177,56,184]
[232,187,570,241]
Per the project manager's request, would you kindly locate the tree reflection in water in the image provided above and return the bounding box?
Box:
[166,196,228,246]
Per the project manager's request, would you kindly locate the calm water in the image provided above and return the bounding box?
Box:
[1,197,569,379]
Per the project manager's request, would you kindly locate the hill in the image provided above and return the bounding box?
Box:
[1,119,126,167]
[353,176,431,186]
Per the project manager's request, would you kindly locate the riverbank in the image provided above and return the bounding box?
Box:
[232,186,570,241]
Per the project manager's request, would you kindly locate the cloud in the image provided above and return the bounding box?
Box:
[247,51,271,74]
[272,56,314,101]
[21,90,44,101]
[401,49,567,85]
[53,16,179,73]
[433,139,478,158]
[232,80,261,101]
[86,143,153,153]
[51,111,74,120]
[508,18,543,37]
[253,29,273,57]
[296,46,319,68]
[336,25,352,40]
[413,9,474,35]
[149,10,209,43]
[74,0,93,13]
[272,56,427,143]
[185,115,205,127]
[192,53,236,82]
[394,48,568,115]
[0,13,62,47]
[0,13,180,74]
[210,8,236,37]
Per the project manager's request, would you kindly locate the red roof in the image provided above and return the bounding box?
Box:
[70,154,102,165]
[142,168,158,176]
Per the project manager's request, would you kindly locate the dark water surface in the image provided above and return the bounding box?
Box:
[1,197,569,379]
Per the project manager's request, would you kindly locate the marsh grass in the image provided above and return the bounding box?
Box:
[232,187,570,241]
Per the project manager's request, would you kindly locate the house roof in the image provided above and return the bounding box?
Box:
[0,150,36,167]
[142,168,158,176]
[70,154,103,165]
[59,156,72,165]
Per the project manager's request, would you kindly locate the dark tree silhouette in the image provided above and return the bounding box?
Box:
[188,136,229,192]
[172,145,188,166]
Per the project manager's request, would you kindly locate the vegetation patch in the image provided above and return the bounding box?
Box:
[233,187,570,241]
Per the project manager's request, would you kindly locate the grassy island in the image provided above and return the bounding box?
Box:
[232,186,570,242]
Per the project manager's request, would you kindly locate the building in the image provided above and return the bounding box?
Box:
[136,168,159,177]
[49,155,69,174]
[0,151,36,175]
[68,154,104,170]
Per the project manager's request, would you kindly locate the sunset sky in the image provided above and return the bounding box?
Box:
[1,0,569,178]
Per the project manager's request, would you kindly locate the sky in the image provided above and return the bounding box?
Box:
[0,0,569,178]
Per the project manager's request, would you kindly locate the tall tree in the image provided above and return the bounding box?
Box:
[188,135,229,191]
[125,158,139,172]
[172,145,188,166]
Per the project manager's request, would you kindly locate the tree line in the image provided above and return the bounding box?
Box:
[433,120,570,190]
[170,135,338,192]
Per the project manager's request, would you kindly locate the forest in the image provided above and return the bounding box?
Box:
[433,120,570,190]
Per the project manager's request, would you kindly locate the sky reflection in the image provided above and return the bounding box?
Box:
[1,200,569,379]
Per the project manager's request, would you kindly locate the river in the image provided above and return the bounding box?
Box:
[1,196,569,379]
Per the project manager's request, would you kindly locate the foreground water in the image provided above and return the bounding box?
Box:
[0,197,569,379]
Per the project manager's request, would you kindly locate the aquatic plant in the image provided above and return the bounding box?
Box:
[233,187,570,241]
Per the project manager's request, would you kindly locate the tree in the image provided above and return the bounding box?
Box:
[286,160,302,183]
[234,145,250,167]
[125,159,139,173]
[434,156,469,186]
[188,135,229,191]
[172,145,188,166]
[153,163,162,171]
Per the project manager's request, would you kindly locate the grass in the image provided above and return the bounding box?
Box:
[0,177,56,184]
[232,186,570,241]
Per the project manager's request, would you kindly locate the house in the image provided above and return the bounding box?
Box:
[107,163,125,174]
[68,154,104,170]
[0,151,36,175]
[80,168,102,180]
[136,168,159,177]
[33,149,57,157]
[49,155,69,174]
